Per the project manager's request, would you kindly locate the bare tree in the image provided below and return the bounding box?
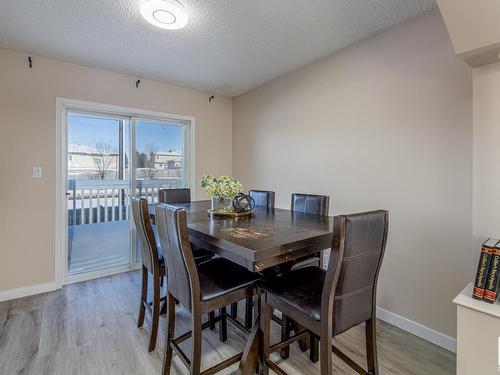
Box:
[144,142,159,179]
[90,141,116,180]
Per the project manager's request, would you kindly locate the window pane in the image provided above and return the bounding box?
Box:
[135,120,186,201]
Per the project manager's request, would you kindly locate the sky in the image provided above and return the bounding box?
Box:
[68,114,184,154]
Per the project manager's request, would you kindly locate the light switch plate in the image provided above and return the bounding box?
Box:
[33,166,42,178]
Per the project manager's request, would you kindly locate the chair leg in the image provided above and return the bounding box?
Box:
[320,329,333,375]
[230,302,238,318]
[191,312,203,375]
[244,296,253,329]
[294,321,310,352]
[280,315,290,359]
[261,301,272,375]
[148,274,161,352]
[219,307,227,342]
[137,266,148,328]
[162,293,176,375]
[309,334,319,363]
[366,318,379,375]
[209,311,216,330]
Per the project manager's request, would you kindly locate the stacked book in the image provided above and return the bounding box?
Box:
[473,238,500,303]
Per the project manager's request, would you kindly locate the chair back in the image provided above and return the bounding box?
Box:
[155,204,200,311]
[249,190,275,209]
[131,197,160,273]
[158,188,191,204]
[291,193,329,216]
[322,210,388,336]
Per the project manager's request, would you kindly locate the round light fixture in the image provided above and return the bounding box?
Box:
[140,0,188,30]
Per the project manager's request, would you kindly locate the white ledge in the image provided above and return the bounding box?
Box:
[453,282,500,319]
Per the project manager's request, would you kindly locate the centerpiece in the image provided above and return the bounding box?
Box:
[200,175,255,217]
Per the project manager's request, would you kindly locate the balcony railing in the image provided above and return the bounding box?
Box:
[67,179,181,226]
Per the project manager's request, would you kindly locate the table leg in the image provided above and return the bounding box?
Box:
[238,321,260,374]
[238,293,262,375]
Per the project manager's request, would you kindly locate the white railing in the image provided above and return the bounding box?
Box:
[67,179,181,226]
[68,168,182,180]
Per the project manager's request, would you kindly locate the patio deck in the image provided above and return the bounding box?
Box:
[68,220,130,275]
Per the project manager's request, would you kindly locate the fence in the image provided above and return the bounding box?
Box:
[67,179,181,226]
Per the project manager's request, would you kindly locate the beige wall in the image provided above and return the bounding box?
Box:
[232,10,473,338]
[473,62,500,249]
[0,48,232,292]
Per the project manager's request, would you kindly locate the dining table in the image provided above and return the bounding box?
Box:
[149,200,334,374]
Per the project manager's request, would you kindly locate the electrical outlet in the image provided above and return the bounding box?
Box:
[32,167,42,178]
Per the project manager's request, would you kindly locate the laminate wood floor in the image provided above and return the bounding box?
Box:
[0,271,455,375]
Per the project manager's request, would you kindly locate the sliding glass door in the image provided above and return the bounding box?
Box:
[66,112,131,277]
[64,108,190,281]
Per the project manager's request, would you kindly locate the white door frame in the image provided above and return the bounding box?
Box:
[55,97,195,287]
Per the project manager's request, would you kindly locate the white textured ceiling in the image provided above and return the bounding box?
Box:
[0,0,436,97]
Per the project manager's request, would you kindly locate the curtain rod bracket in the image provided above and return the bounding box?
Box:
[136,79,141,88]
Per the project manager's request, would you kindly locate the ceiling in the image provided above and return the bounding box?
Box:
[0,0,436,97]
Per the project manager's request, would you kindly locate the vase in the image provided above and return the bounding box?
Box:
[211,196,232,212]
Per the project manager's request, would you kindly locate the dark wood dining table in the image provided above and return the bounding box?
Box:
[149,200,334,373]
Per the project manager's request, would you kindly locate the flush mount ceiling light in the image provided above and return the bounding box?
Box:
[140,0,188,30]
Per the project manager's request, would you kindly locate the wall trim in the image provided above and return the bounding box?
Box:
[0,282,59,303]
[376,306,457,353]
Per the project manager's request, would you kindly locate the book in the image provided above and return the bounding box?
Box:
[484,240,500,303]
[472,238,497,300]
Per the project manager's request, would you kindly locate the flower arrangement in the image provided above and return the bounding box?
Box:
[201,175,244,199]
[201,175,244,212]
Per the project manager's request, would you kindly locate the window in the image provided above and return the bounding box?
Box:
[135,119,189,187]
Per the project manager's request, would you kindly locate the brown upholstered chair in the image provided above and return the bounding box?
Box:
[259,210,389,375]
[131,197,166,352]
[158,188,191,204]
[155,204,262,375]
[278,193,330,361]
[291,193,329,216]
[157,188,213,263]
[291,193,330,270]
[227,189,276,326]
[249,189,275,210]
[133,196,213,351]
[157,188,220,332]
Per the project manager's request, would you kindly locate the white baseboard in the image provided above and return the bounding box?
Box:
[376,306,456,353]
[0,281,59,303]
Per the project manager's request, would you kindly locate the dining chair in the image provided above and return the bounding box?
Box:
[158,188,191,204]
[157,188,219,332]
[228,189,276,327]
[158,187,213,264]
[259,210,389,375]
[249,189,275,209]
[291,193,329,270]
[131,197,166,352]
[278,192,330,361]
[132,196,213,351]
[155,204,262,375]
